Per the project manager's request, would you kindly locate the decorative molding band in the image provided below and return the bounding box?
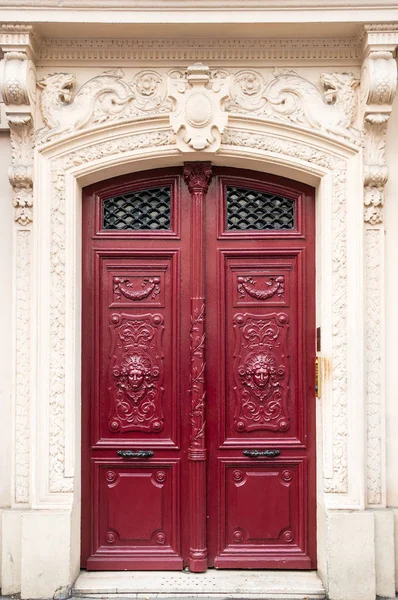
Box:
[1,0,397,6]
[14,228,31,503]
[36,37,361,64]
[365,228,384,506]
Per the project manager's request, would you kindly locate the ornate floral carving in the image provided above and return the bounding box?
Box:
[227,69,359,141]
[8,117,34,226]
[189,303,206,449]
[237,276,284,301]
[14,229,31,503]
[365,228,383,505]
[109,314,164,433]
[168,63,230,152]
[233,312,289,432]
[37,69,170,143]
[114,277,161,302]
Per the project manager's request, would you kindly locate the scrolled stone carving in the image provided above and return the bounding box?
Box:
[0,50,36,106]
[361,39,398,224]
[227,69,359,141]
[0,41,36,226]
[37,68,170,143]
[168,63,230,152]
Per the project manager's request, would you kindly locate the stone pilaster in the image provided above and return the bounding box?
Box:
[0,24,37,505]
[361,23,398,507]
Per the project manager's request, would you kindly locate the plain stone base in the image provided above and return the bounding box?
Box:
[1,509,23,595]
[0,505,81,600]
[1,506,397,600]
[374,509,396,598]
[73,570,326,599]
[324,510,376,600]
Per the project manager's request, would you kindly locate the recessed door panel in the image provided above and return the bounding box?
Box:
[215,460,309,568]
[87,460,182,570]
[220,251,306,446]
[96,252,180,446]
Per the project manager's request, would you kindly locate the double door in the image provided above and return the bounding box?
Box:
[81,164,316,571]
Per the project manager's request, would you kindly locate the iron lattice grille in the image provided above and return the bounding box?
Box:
[102,186,171,230]
[226,186,295,231]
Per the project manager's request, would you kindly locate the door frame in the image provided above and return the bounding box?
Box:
[30,117,365,585]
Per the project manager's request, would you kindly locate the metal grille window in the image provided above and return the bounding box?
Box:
[102,186,171,230]
[226,186,295,231]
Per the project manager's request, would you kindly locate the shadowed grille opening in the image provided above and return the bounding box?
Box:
[226,186,295,231]
[103,186,171,230]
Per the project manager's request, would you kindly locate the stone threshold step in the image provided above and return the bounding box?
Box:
[73,570,325,600]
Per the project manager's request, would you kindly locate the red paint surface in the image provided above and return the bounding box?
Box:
[81,166,316,571]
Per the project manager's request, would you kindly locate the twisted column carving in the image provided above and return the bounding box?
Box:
[183,161,212,572]
[361,24,398,506]
[0,24,37,504]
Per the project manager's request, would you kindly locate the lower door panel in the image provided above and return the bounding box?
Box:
[214,458,311,569]
[87,459,182,570]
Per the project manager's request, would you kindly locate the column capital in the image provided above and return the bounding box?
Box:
[183,162,213,194]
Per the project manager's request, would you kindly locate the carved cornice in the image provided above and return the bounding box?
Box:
[0,24,36,225]
[36,37,361,65]
[361,24,398,224]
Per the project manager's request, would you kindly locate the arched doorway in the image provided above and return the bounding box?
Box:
[81,164,316,571]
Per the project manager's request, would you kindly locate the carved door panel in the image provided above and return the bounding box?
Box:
[81,169,192,570]
[206,168,316,569]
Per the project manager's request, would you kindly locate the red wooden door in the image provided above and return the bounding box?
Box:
[81,165,316,571]
[206,168,316,569]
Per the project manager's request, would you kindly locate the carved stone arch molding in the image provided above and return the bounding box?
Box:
[1,34,393,513]
[30,111,364,511]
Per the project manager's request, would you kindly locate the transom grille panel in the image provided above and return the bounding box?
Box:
[226,186,295,231]
[102,186,171,231]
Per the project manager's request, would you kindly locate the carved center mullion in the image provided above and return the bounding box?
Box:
[184,162,212,458]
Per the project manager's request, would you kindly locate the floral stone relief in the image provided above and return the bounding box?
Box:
[36,64,360,147]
